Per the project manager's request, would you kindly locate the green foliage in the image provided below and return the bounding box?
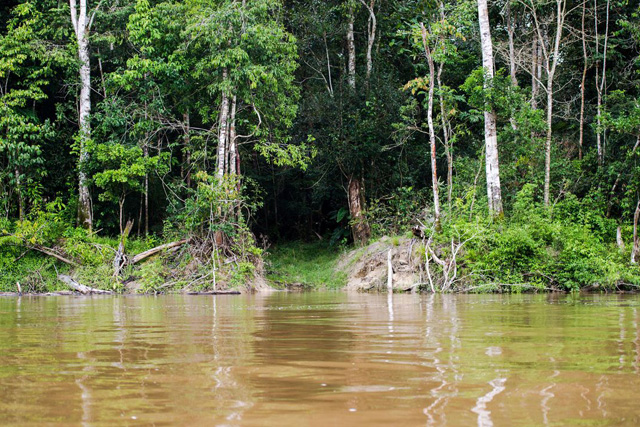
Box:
[437,185,640,291]
[266,241,347,289]
[137,258,167,293]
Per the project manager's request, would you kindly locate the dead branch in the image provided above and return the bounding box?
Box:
[130,239,189,264]
[113,220,133,278]
[31,244,79,267]
[57,274,113,294]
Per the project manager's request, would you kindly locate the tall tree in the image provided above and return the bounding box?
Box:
[70,0,97,229]
[477,0,503,217]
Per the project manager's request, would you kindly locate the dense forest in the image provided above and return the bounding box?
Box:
[2,0,640,293]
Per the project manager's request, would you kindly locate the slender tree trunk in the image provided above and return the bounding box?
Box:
[542,0,567,207]
[420,23,441,223]
[531,36,539,109]
[506,2,518,88]
[506,1,518,130]
[347,7,356,90]
[359,0,376,83]
[579,0,588,160]
[144,143,149,236]
[216,70,230,179]
[70,0,93,229]
[118,197,124,235]
[348,177,370,245]
[184,110,191,187]
[229,96,237,176]
[595,0,610,165]
[632,199,640,264]
[15,168,23,221]
[477,0,503,217]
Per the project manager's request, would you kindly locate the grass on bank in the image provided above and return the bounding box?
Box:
[265,241,347,289]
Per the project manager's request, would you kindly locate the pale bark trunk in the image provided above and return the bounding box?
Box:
[506,1,518,130]
[71,0,93,229]
[506,2,518,88]
[595,0,610,165]
[347,8,356,90]
[420,23,441,223]
[216,70,229,179]
[15,168,23,221]
[348,177,370,245]
[531,37,540,109]
[144,143,149,236]
[579,0,587,160]
[617,226,625,251]
[632,200,640,264]
[359,0,376,83]
[542,0,566,207]
[477,0,503,217]
[184,110,191,187]
[229,96,237,175]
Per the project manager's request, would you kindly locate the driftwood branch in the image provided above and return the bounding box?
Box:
[57,274,113,294]
[130,239,188,264]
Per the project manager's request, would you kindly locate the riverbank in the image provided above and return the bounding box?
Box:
[4,203,640,295]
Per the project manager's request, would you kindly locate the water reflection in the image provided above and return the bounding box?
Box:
[0,294,639,425]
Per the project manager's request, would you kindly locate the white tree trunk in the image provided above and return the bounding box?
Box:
[579,0,587,160]
[595,0,610,165]
[216,70,230,179]
[477,0,503,217]
[71,0,92,229]
[347,8,356,90]
[420,23,441,223]
[359,0,376,83]
[229,96,237,176]
[543,0,566,207]
[632,200,640,264]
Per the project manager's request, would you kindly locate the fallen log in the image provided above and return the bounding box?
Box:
[130,239,188,264]
[57,274,113,294]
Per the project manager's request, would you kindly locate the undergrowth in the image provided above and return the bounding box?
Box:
[265,241,347,289]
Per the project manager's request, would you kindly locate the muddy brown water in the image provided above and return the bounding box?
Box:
[1,293,640,426]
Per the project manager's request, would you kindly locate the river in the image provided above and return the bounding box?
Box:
[0,292,639,425]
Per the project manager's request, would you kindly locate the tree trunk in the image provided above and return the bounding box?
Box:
[632,200,640,264]
[477,0,503,217]
[118,197,124,235]
[15,168,23,221]
[543,0,567,207]
[348,177,370,245]
[184,110,191,187]
[359,0,376,83]
[595,0,610,165]
[506,1,518,130]
[347,7,356,90]
[506,1,518,88]
[578,0,587,160]
[144,143,149,236]
[229,96,237,175]
[216,69,230,179]
[71,0,93,230]
[420,23,441,223]
[531,36,539,109]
